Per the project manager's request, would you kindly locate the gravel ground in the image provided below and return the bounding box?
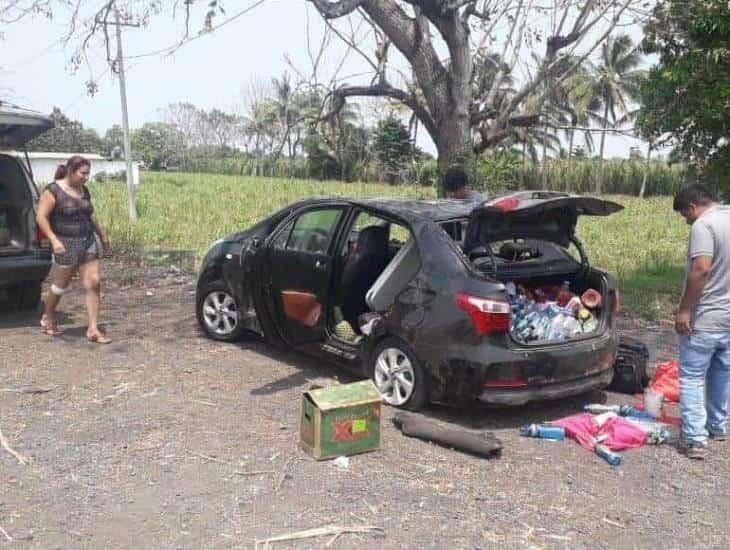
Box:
[1,262,728,549]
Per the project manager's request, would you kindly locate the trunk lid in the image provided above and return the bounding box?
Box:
[464,191,623,249]
[0,105,53,148]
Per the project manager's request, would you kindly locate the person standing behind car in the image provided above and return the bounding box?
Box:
[673,184,730,459]
[442,167,486,202]
[35,155,112,343]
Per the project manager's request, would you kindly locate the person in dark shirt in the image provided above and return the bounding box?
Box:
[442,166,485,202]
[36,155,111,343]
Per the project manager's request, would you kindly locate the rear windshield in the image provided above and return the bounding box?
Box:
[438,218,581,278]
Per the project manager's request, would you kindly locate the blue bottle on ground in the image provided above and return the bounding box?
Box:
[594,443,622,466]
[520,424,566,441]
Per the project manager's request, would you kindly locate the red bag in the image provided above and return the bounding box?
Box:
[649,360,679,403]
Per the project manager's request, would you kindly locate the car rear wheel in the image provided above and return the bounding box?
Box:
[370,337,428,411]
[197,280,244,342]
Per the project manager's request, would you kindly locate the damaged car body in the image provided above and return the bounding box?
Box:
[196,192,623,410]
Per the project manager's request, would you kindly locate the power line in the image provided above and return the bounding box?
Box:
[127,0,270,60]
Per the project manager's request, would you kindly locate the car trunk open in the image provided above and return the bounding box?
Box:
[0,107,52,255]
[0,105,53,149]
[464,192,622,347]
[0,154,36,254]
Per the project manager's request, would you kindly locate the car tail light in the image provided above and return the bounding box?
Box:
[491,196,520,212]
[456,293,511,335]
[36,223,50,248]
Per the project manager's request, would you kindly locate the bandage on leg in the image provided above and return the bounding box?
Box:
[50,283,71,296]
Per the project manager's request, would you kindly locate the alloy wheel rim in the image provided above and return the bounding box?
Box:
[202,291,238,336]
[374,347,415,406]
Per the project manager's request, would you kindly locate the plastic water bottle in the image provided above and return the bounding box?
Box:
[594,443,622,466]
[520,424,566,441]
[584,404,623,414]
[563,317,583,338]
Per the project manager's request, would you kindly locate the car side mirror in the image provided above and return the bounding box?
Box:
[250,237,261,250]
[468,246,489,260]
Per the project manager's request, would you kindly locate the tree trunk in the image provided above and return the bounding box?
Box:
[521,141,527,190]
[597,102,610,195]
[567,127,575,193]
[435,113,473,197]
[639,142,652,198]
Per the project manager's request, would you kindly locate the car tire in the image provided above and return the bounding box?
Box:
[369,337,428,411]
[196,280,245,342]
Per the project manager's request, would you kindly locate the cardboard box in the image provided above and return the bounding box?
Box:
[300,380,382,460]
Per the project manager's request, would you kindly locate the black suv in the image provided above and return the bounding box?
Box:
[0,105,53,310]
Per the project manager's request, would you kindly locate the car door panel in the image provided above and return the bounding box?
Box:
[263,206,346,345]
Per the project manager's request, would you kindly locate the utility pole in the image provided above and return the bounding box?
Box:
[111,6,138,222]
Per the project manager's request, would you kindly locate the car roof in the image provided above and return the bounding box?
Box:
[350,198,475,222]
[288,197,475,223]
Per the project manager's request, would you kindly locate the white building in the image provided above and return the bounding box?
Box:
[8,151,140,186]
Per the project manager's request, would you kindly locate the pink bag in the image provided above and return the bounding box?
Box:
[553,413,647,451]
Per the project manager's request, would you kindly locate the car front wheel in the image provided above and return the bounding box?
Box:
[370,337,428,411]
[196,280,244,342]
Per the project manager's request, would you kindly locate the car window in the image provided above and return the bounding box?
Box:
[439,219,469,246]
[347,211,412,247]
[286,208,342,254]
[271,219,294,250]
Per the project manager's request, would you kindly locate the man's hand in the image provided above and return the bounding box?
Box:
[675,309,691,335]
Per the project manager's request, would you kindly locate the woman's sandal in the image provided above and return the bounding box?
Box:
[40,317,63,336]
[87,330,112,344]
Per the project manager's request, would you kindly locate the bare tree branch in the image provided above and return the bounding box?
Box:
[308,0,366,19]
[328,83,437,138]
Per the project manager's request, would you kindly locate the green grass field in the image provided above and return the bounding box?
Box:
[89,172,689,321]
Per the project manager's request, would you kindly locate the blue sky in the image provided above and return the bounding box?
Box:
[1,0,655,159]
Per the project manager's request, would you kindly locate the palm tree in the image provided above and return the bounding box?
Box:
[589,34,646,194]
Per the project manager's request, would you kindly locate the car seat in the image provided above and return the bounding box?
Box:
[340,225,389,334]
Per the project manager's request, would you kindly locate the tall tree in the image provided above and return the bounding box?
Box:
[27,107,104,154]
[637,0,730,195]
[131,122,185,170]
[589,34,645,193]
[373,115,413,184]
[13,1,647,192]
[305,0,646,190]
[103,124,124,158]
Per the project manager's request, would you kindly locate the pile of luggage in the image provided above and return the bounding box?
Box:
[507,281,602,344]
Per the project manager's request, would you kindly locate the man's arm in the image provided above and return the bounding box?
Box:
[676,221,714,335]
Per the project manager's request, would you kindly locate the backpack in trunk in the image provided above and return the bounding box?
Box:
[610,335,650,394]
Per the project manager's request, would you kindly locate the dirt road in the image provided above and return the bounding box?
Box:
[1,264,728,549]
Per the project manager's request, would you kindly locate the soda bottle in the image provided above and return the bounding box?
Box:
[520,424,566,441]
